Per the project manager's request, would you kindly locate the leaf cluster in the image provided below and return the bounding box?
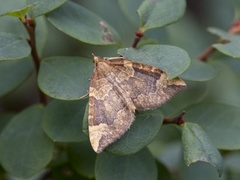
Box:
[0,0,240,179]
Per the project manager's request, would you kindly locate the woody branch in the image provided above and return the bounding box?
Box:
[163,111,186,125]
[198,20,240,61]
[131,29,144,48]
[22,16,47,105]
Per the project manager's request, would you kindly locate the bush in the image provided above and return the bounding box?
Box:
[0,0,239,179]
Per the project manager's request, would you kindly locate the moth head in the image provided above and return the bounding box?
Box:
[92,55,109,73]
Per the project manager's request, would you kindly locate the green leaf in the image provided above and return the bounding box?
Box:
[46,1,121,45]
[180,161,225,180]
[118,0,169,44]
[67,142,96,178]
[0,0,25,15]
[82,103,89,136]
[208,27,230,40]
[213,40,240,58]
[0,105,54,178]
[95,148,158,180]
[0,112,14,133]
[82,108,163,155]
[0,32,31,61]
[182,122,223,177]
[0,58,33,97]
[35,16,48,55]
[185,102,240,150]
[160,80,208,117]
[26,0,67,17]
[180,59,218,81]
[156,161,172,180]
[38,56,93,100]
[208,27,240,58]
[118,0,142,27]
[0,4,33,19]
[205,60,240,107]
[42,99,88,142]
[118,45,190,78]
[106,109,163,155]
[9,170,48,180]
[137,0,186,32]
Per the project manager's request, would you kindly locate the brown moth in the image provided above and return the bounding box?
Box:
[88,55,186,153]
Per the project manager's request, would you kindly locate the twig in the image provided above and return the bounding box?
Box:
[163,111,186,125]
[198,20,240,61]
[22,16,48,105]
[198,46,215,61]
[131,29,144,48]
[228,20,240,34]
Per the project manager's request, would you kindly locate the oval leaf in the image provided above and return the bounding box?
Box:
[95,148,157,180]
[67,142,96,178]
[0,105,54,178]
[0,58,33,97]
[213,40,240,58]
[0,32,31,61]
[42,99,88,142]
[38,56,93,100]
[185,102,240,150]
[180,59,218,81]
[118,45,190,78]
[106,109,163,155]
[208,27,240,58]
[182,122,223,177]
[137,0,186,31]
[26,0,67,17]
[46,1,121,45]
[82,108,163,155]
[208,27,230,40]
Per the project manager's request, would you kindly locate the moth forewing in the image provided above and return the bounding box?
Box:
[88,55,186,153]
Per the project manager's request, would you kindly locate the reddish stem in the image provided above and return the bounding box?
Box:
[198,46,216,62]
[228,20,240,34]
[22,17,47,105]
[131,29,144,48]
[199,20,240,61]
[163,111,186,125]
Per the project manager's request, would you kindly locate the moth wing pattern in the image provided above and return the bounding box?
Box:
[88,56,186,153]
[107,58,186,110]
[88,62,135,153]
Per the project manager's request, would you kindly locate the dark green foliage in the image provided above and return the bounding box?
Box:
[0,0,239,179]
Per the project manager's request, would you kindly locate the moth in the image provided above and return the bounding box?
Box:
[88,55,186,153]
